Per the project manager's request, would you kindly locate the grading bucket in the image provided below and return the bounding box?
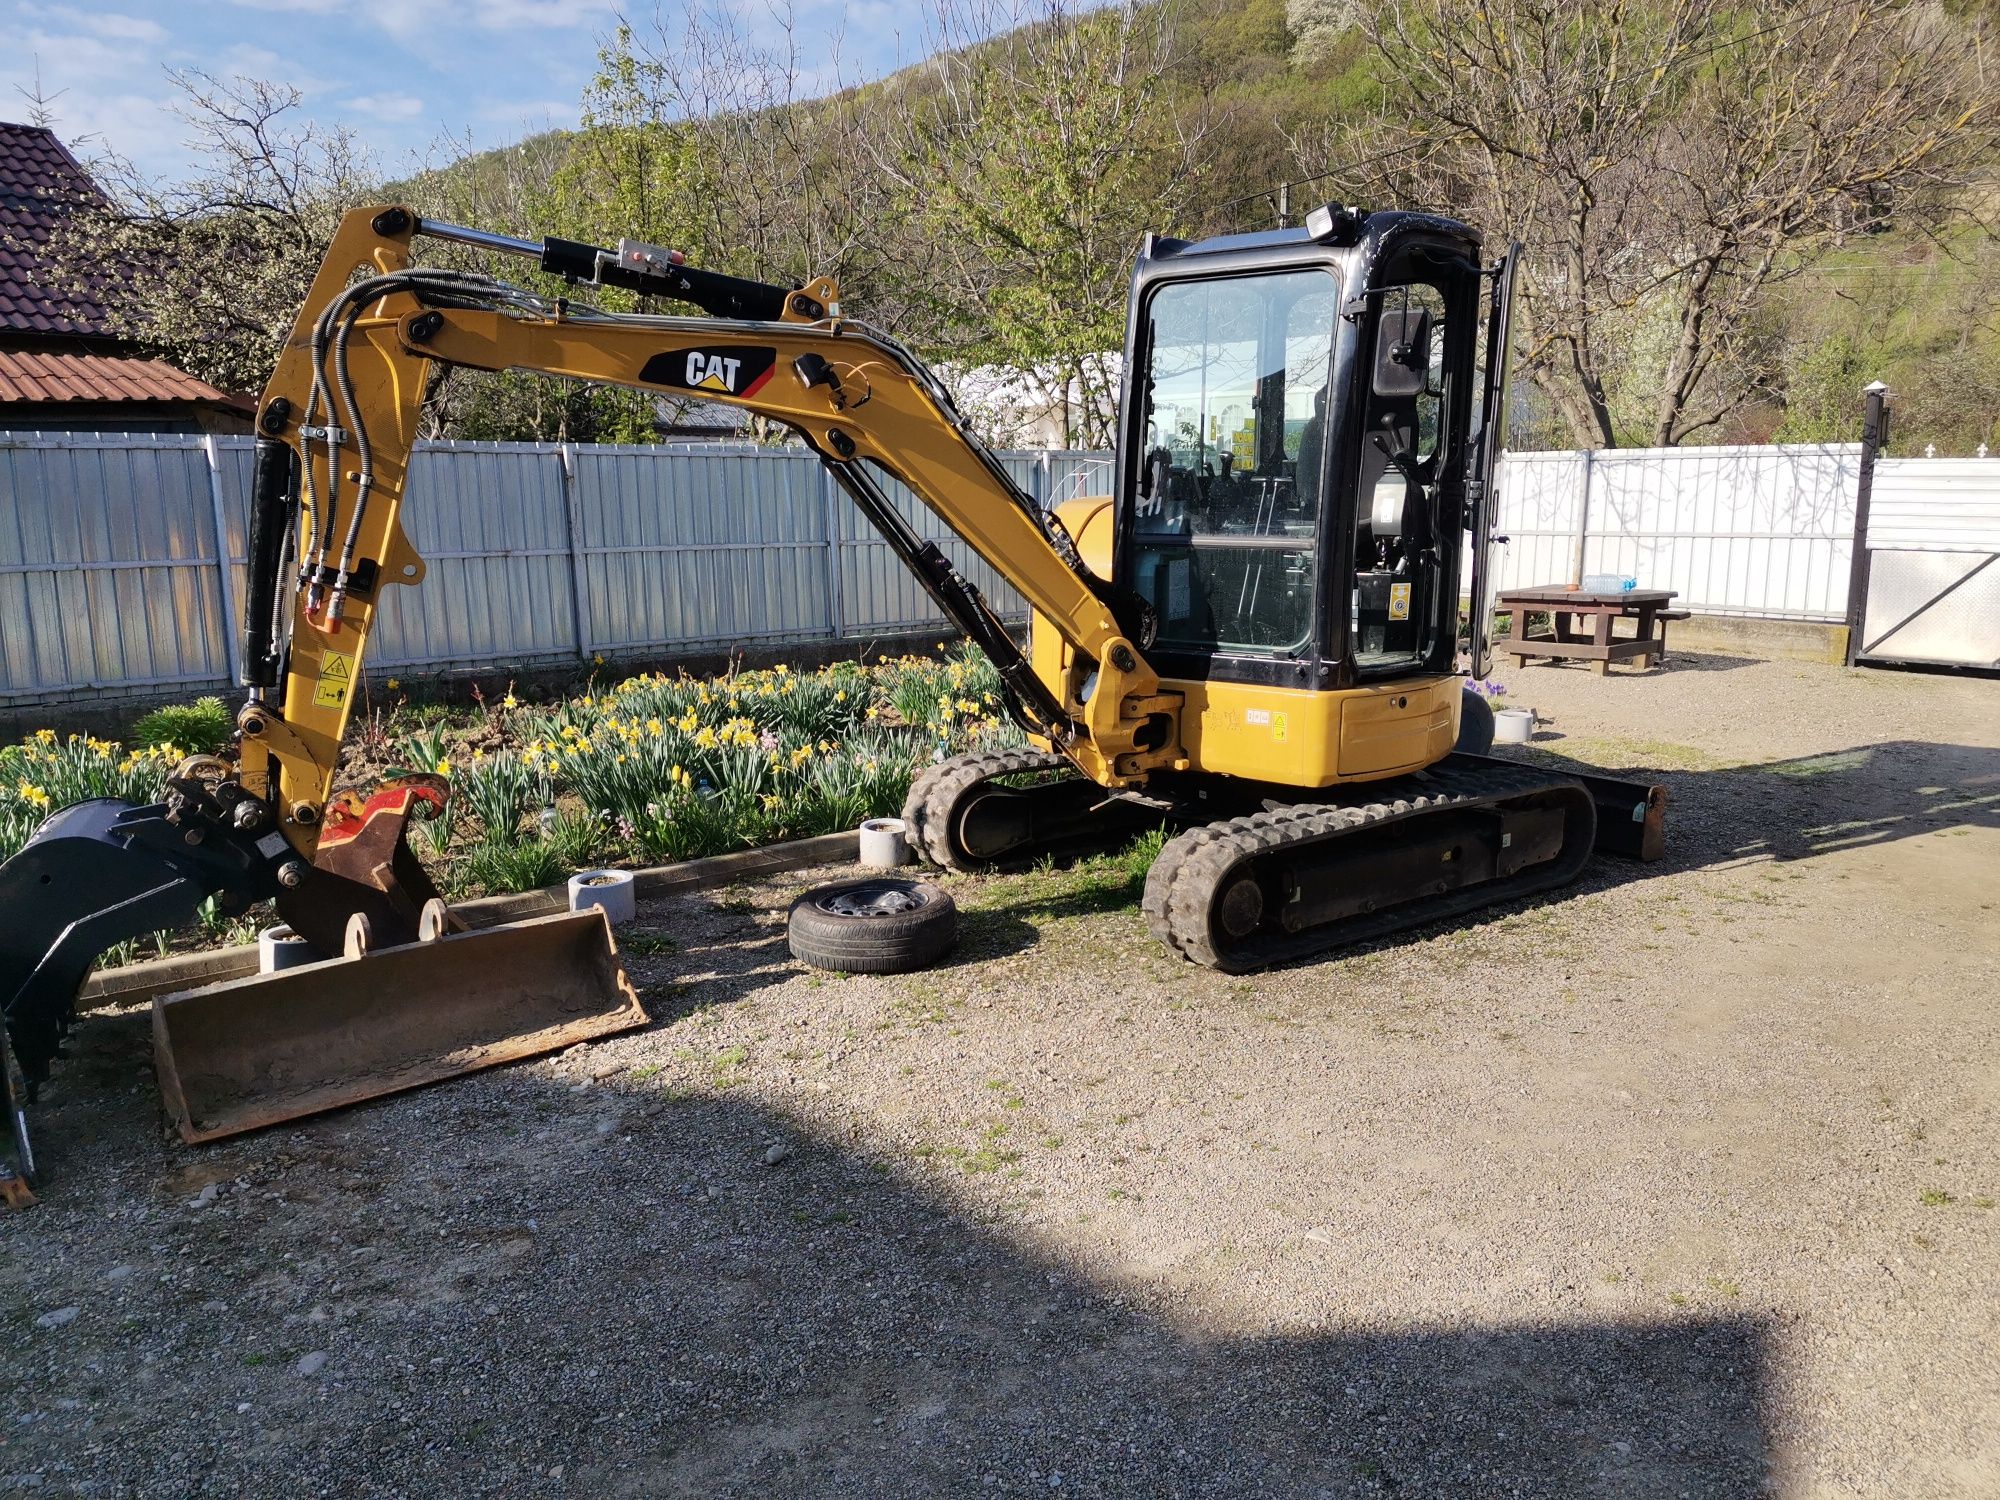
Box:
[153,906,646,1144]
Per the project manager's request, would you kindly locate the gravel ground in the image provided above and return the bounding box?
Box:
[4,650,1996,1499]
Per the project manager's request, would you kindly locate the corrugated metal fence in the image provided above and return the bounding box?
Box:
[0,434,1112,706]
[3,432,1990,706]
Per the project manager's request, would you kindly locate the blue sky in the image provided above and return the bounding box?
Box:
[0,1,948,185]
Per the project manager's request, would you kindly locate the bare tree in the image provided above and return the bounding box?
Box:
[51,73,376,395]
[1309,0,1997,447]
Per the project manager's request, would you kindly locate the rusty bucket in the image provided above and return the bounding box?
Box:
[153,905,646,1144]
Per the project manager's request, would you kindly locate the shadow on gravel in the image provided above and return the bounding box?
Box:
[1508,738,2000,870]
[11,1038,1776,1499]
[1498,649,1764,676]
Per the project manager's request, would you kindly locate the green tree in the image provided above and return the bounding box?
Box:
[876,1,1211,446]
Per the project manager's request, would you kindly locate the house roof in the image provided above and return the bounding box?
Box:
[0,122,115,337]
[0,348,229,405]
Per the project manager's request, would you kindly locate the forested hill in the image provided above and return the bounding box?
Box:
[82,0,2000,453]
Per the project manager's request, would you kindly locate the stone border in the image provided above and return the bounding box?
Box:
[79,830,859,1008]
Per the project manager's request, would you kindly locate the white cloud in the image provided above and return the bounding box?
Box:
[218,0,347,12]
[22,6,170,43]
[344,91,426,121]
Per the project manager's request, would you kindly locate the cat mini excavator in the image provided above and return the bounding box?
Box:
[0,203,1665,1197]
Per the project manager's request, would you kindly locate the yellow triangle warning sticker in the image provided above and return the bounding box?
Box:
[319,650,353,682]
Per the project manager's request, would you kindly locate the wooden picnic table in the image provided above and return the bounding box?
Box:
[1496,587,1687,675]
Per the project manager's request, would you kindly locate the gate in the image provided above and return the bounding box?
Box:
[1850,449,2000,671]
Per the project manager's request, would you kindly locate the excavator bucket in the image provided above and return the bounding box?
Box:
[153,905,647,1144]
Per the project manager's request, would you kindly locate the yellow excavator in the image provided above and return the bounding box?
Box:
[0,203,1664,1197]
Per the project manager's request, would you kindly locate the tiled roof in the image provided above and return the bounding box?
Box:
[0,348,228,405]
[0,122,114,337]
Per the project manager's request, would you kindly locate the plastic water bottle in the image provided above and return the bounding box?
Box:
[1581,572,1639,593]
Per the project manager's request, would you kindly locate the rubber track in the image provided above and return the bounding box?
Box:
[1142,760,1596,972]
[902,748,1074,870]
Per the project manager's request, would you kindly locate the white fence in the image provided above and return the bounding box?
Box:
[1486,444,1864,619]
[1,431,1991,707]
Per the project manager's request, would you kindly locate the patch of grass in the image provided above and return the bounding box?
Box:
[941,1122,1021,1174]
[1919,1188,1956,1207]
[461,838,566,895]
[622,934,678,955]
[710,1045,749,1089]
[131,696,234,755]
[1705,1277,1741,1298]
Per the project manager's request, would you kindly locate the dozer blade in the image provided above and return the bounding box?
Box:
[152,907,647,1144]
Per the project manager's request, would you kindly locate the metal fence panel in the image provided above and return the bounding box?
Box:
[571,444,831,652]
[4,431,1965,708]
[1487,451,1588,594]
[0,435,229,699]
[1490,444,1861,620]
[1868,459,2000,551]
[370,444,577,669]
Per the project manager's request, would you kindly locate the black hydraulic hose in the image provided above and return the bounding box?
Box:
[241,438,297,689]
[824,457,1076,743]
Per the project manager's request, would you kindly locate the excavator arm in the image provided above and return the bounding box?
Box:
[243,204,1181,859]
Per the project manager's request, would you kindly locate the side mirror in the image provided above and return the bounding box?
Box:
[1372,307,1430,398]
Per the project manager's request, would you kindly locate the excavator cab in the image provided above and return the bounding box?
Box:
[1122,211,1493,704]
[1031,209,1513,792]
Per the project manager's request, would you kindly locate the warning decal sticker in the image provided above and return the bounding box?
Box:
[312,649,355,709]
[1388,582,1412,621]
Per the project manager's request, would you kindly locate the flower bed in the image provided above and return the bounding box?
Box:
[0,645,1023,943]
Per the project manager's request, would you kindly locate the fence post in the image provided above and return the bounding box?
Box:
[202,435,245,686]
[1842,382,1890,667]
[821,461,847,640]
[557,444,592,665]
[1037,450,1051,508]
[1569,447,1595,586]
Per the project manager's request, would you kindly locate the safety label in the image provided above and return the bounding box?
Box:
[312,649,355,709]
[1271,711,1289,743]
[1389,582,1411,621]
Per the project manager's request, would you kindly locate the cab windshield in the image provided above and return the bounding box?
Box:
[1131,269,1339,657]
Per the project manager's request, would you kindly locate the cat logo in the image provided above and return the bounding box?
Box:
[686,352,739,391]
[640,346,777,399]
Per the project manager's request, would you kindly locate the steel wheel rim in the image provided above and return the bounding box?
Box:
[816,883,928,918]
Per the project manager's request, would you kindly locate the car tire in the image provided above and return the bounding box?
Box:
[1455,688,1496,754]
[786,877,958,974]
